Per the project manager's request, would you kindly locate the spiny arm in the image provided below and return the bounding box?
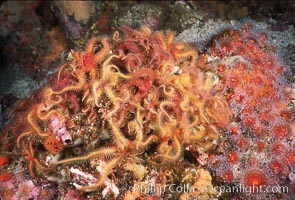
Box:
[50,147,117,165]
[77,154,123,191]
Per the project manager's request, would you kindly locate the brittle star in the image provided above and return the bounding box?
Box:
[22,141,52,177]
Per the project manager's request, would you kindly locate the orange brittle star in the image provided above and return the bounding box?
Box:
[22,141,51,177]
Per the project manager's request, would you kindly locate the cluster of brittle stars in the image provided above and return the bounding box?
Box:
[5,26,231,192]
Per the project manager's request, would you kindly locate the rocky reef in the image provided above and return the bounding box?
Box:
[0,24,294,199]
[0,1,294,200]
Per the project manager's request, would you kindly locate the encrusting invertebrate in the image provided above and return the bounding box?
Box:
[43,134,64,154]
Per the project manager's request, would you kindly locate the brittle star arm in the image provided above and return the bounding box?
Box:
[50,147,117,165]
[152,135,182,164]
[77,154,123,191]
[27,110,49,137]
[52,72,85,95]
[17,130,32,148]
